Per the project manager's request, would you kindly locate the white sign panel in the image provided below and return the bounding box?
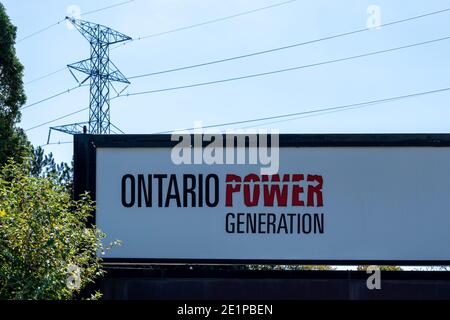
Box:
[96,146,450,262]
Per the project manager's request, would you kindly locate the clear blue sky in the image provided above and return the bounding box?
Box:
[3,0,450,164]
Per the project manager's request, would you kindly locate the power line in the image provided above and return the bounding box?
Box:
[25,67,67,85]
[26,85,450,136]
[22,7,450,133]
[111,123,126,134]
[82,0,136,17]
[27,7,450,86]
[153,86,450,134]
[113,0,298,49]
[121,36,450,97]
[236,109,360,131]
[25,35,450,132]
[236,103,404,130]
[27,0,297,84]
[25,106,129,134]
[138,0,296,39]
[17,0,137,43]
[21,85,86,111]
[17,19,66,43]
[128,7,450,80]
[40,141,73,148]
[25,107,87,132]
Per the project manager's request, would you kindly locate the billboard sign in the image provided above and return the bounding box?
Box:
[74,134,450,264]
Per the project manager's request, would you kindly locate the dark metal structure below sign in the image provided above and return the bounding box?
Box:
[100,268,450,300]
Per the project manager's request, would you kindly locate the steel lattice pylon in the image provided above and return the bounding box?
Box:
[48,17,131,142]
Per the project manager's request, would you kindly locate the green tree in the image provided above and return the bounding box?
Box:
[0,3,29,166]
[30,147,73,193]
[0,160,110,299]
[248,265,335,271]
[357,265,402,271]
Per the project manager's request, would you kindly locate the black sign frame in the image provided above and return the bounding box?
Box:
[74,133,450,265]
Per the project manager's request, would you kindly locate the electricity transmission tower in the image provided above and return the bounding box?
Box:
[48,17,131,143]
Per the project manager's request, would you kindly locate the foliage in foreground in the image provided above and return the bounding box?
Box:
[248,265,335,271]
[0,3,29,167]
[30,147,73,193]
[0,160,105,299]
[357,265,402,271]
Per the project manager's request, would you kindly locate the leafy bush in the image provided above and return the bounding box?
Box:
[0,160,105,299]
